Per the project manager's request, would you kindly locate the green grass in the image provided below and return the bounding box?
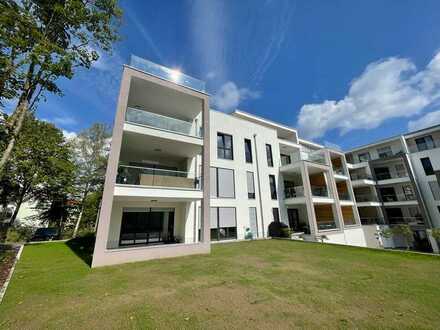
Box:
[0,239,440,329]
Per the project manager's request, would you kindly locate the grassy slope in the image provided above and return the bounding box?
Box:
[0,240,439,329]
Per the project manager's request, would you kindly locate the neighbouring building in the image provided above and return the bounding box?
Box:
[92,56,439,267]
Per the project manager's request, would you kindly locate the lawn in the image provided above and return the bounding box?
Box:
[0,239,439,329]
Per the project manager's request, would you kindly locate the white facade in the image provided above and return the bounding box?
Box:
[92,56,440,267]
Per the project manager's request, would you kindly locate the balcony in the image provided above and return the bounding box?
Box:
[292,150,327,166]
[116,165,202,190]
[388,217,424,225]
[350,173,374,181]
[333,167,346,176]
[360,217,385,225]
[284,186,305,199]
[130,55,206,92]
[317,220,337,230]
[125,107,201,138]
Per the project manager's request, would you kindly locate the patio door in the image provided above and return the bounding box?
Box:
[287,209,300,231]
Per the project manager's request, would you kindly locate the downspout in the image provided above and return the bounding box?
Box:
[253,134,265,238]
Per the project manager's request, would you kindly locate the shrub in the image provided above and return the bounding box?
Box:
[5,226,34,243]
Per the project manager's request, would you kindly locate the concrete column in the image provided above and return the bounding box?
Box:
[200,97,211,243]
[301,163,318,234]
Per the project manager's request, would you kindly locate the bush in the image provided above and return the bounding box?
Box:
[268,221,290,238]
[6,226,34,243]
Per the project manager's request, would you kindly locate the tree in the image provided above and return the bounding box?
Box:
[380,224,414,250]
[0,114,75,233]
[71,123,110,237]
[0,0,122,176]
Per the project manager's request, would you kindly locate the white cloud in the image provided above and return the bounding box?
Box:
[62,130,77,140]
[212,81,261,111]
[408,110,440,131]
[323,141,342,151]
[297,51,440,139]
[42,115,77,127]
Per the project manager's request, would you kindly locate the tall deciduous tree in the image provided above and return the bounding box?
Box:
[72,123,110,237]
[1,114,75,232]
[0,0,121,176]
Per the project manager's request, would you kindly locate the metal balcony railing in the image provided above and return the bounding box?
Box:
[130,55,206,92]
[125,107,201,137]
[388,217,424,225]
[284,186,305,199]
[116,165,202,190]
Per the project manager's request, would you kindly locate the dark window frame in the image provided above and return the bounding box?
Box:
[217,132,234,160]
[211,166,236,199]
[269,174,277,200]
[272,208,280,222]
[421,157,435,176]
[244,138,253,163]
[210,207,237,241]
[247,171,256,199]
[266,144,274,167]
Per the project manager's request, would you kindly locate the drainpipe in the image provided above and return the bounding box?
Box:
[253,134,265,238]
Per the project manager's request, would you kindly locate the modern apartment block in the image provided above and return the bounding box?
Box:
[92,56,439,267]
[346,127,440,252]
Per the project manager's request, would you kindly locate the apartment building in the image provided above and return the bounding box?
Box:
[92,55,439,267]
[345,128,440,252]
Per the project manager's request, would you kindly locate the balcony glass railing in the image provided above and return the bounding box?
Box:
[360,217,385,225]
[388,217,423,225]
[292,150,327,165]
[338,192,351,201]
[116,165,202,190]
[311,185,329,197]
[130,55,206,92]
[355,194,378,202]
[381,194,417,202]
[317,220,337,230]
[375,171,408,180]
[408,140,440,153]
[125,107,201,137]
[350,173,374,181]
[333,167,345,176]
[343,217,356,226]
[284,186,304,199]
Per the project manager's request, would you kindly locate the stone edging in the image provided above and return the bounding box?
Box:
[0,245,24,304]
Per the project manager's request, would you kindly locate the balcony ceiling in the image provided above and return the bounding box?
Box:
[120,131,202,163]
[128,77,203,121]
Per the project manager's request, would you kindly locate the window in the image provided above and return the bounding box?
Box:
[374,167,391,180]
[246,171,255,199]
[266,144,274,167]
[210,207,237,241]
[429,181,440,201]
[377,146,393,159]
[269,175,277,200]
[217,133,233,160]
[402,185,415,200]
[210,167,235,198]
[280,154,291,166]
[421,157,435,175]
[415,135,435,152]
[249,207,258,237]
[244,139,253,163]
[358,152,371,162]
[272,208,280,222]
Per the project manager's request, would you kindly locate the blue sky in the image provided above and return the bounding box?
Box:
[18,0,440,149]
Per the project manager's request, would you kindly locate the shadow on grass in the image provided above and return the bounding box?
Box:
[66,234,96,267]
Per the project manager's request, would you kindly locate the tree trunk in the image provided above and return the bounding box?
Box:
[9,191,25,227]
[0,97,28,176]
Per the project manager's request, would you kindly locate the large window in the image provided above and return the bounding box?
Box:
[269,175,277,200]
[429,181,440,201]
[244,139,253,163]
[421,157,435,175]
[272,208,280,222]
[210,167,235,198]
[210,207,237,241]
[358,152,371,162]
[415,135,435,151]
[266,144,274,167]
[119,208,175,246]
[280,154,291,166]
[246,171,256,199]
[249,207,258,237]
[217,132,233,160]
